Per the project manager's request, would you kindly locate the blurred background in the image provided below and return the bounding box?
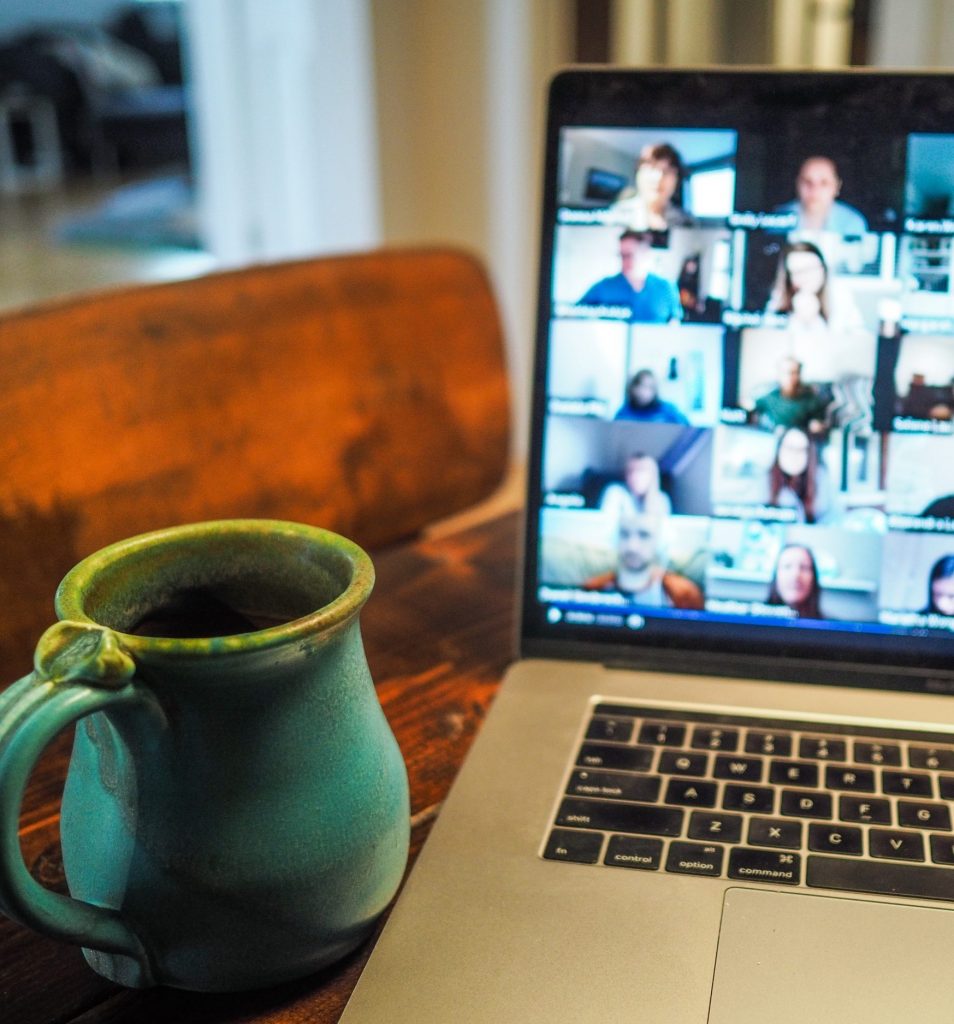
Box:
[0,0,947,453]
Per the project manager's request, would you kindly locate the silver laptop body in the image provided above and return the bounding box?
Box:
[341,69,954,1022]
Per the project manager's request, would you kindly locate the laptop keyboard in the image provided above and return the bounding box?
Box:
[543,704,954,902]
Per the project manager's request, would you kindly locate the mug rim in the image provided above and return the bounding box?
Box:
[54,518,375,657]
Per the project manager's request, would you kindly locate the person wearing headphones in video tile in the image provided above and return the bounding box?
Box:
[774,156,867,235]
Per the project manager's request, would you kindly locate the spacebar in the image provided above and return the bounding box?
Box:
[807,856,954,902]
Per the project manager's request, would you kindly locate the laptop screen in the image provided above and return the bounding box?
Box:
[523,69,954,689]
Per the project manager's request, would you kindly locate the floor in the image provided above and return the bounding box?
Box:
[0,173,216,312]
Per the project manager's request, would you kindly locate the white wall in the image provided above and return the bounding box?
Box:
[869,0,954,67]
[371,0,572,457]
[183,0,381,264]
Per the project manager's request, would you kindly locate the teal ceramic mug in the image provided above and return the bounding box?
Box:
[0,519,410,991]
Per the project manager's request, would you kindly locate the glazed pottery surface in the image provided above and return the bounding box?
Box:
[0,520,410,990]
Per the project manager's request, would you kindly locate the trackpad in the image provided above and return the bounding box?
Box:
[709,887,954,1023]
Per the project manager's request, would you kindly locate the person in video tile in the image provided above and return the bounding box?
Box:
[763,427,833,524]
[578,230,683,323]
[611,143,694,231]
[766,543,824,619]
[924,556,954,616]
[599,452,673,518]
[614,369,689,424]
[774,156,868,235]
[751,357,828,435]
[584,513,703,609]
[766,241,829,331]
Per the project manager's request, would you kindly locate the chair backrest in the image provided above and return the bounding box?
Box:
[0,246,510,675]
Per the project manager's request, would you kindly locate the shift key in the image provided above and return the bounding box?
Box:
[556,798,683,836]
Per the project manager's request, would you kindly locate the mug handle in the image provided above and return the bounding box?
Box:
[0,622,153,982]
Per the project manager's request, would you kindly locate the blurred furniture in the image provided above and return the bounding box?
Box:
[0,246,511,680]
[0,85,63,194]
[0,3,188,174]
[3,509,520,1024]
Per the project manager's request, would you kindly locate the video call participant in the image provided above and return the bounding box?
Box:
[600,452,673,518]
[751,356,827,435]
[766,543,824,619]
[578,230,683,323]
[774,155,868,235]
[584,513,703,609]
[766,241,829,329]
[612,142,694,231]
[924,555,954,616]
[763,427,833,524]
[615,369,689,424]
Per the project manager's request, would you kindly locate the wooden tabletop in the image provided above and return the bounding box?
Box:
[2,511,520,1024]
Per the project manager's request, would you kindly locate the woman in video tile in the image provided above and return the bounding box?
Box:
[924,555,954,617]
[764,426,833,524]
[766,240,830,330]
[611,143,694,231]
[599,452,673,519]
[614,368,689,424]
[767,543,824,619]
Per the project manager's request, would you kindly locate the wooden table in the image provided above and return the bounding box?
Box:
[1,511,519,1024]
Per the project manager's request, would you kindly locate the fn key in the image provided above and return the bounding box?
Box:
[544,829,602,864]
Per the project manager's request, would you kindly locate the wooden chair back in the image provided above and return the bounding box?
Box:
[0,246,510,674]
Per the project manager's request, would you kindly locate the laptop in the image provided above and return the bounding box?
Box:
[341,69,954,1022]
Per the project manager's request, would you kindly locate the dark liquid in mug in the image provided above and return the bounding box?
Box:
[130,588,294,638]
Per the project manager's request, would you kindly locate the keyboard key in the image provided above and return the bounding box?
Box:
[748,817,802,849]
[808,855,954,901]
[839,795,891,825]
[882,771,934,798]
[869,828,925,861]
[898,801,952,832]
[556,798,683,837]
[808,823,863,855]
[799,737,846,761]
[713,755,763,782]
[658,750,708,776]
[688,811,743,843]
[691,727,739,751]
[604,835,662,870]
[929,835,954,865]
[586,717,634,743]
[854,741,901,766]
[638,722,686,746]
[780,789,833,819]
[567,770,661,803]
[728,848,800,885]
[723,784,774,814]
[909,746,954,771]
[770,760,819,787]
[745,731,792,757]
[665,778,717,807]
[544,829,603,864]
[665,841,724,878]
[576,743,654,772]
[825,766,875,792]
